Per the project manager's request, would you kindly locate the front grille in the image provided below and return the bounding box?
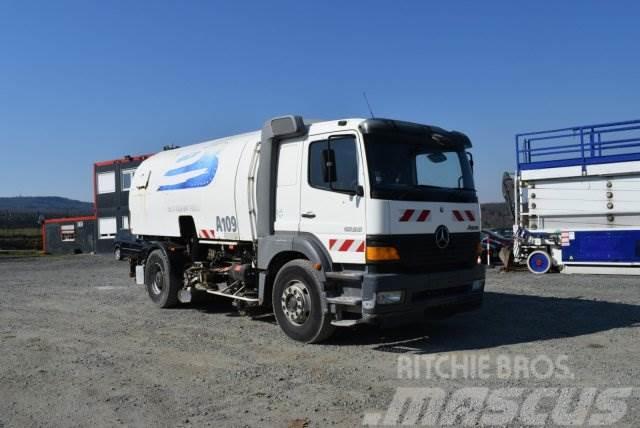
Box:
[412,284,472,302]
[368,232,479,273]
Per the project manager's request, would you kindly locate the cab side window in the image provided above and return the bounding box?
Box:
[308,136,358,193]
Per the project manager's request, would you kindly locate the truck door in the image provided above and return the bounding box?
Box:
[300,134,366,263]
[274,140,303,232]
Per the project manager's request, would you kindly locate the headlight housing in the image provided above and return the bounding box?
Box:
[366,245,400,262]
[376,290,404,305]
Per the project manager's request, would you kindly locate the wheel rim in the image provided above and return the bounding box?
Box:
[281,280,311,326]
[150,263,164,295]
[529,252,549,273]
[115,248,120,259]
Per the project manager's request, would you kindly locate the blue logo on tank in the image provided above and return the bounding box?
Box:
[158,151,219,191]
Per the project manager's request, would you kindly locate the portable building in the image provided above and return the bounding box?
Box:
[43,154,151,255]
[42,216,97,254]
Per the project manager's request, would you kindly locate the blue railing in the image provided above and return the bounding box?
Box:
[516,119,640,170]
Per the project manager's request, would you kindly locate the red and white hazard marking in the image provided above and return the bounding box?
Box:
[560,231,571,247]
[452,209,476,222]
[399,209,431,222]
[329,239,365,252]
[199,229,216,239]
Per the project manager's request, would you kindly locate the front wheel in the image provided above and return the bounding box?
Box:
[272,260,335,343]
[527,250,552,274]
[114,246,123,261]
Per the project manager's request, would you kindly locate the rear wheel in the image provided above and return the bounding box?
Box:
[527,250,552,274]
[272,260,335,343]
[145,249,181,308]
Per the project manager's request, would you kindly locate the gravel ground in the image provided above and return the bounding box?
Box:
[1,255,639,427]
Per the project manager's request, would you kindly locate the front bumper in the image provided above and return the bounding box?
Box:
[329,265,485,327]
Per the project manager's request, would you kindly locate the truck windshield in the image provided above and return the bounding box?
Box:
[364,136,476,202]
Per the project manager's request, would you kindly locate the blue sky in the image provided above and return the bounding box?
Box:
[1,1,639,202]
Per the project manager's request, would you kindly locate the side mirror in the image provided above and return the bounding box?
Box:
[325,134,362,195]
[466,151,474,172]
[322,149,336,182]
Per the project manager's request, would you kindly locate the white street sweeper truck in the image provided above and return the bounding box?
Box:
[128,116,485,342]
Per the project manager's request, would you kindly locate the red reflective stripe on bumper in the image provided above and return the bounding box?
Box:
[339,240,354,252]
[417,210,431,222]
[399,209,415,222]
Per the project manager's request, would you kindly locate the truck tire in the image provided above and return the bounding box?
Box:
[145,249,181,308]
[114,246,123,261]
[272,260,335,343]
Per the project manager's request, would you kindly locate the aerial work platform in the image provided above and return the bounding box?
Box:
[512,119,640,274]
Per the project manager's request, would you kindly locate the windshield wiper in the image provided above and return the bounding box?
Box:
[414,184,441,189]
[394,184,443,200]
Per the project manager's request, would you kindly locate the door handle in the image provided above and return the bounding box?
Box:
[301,212,316,219]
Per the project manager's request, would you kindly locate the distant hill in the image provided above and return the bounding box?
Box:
[0,196,93,214]
[481,202,513,229]
[0,197,93,229]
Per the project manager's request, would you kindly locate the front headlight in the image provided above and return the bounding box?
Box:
[376,290,404,305]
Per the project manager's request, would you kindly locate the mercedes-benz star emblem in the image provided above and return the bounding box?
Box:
[435,225,450,249]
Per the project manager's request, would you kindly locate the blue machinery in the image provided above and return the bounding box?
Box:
[513,119,640,274]
[517,119,640,171]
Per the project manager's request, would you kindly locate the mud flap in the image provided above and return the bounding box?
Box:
[135,265,145,285]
